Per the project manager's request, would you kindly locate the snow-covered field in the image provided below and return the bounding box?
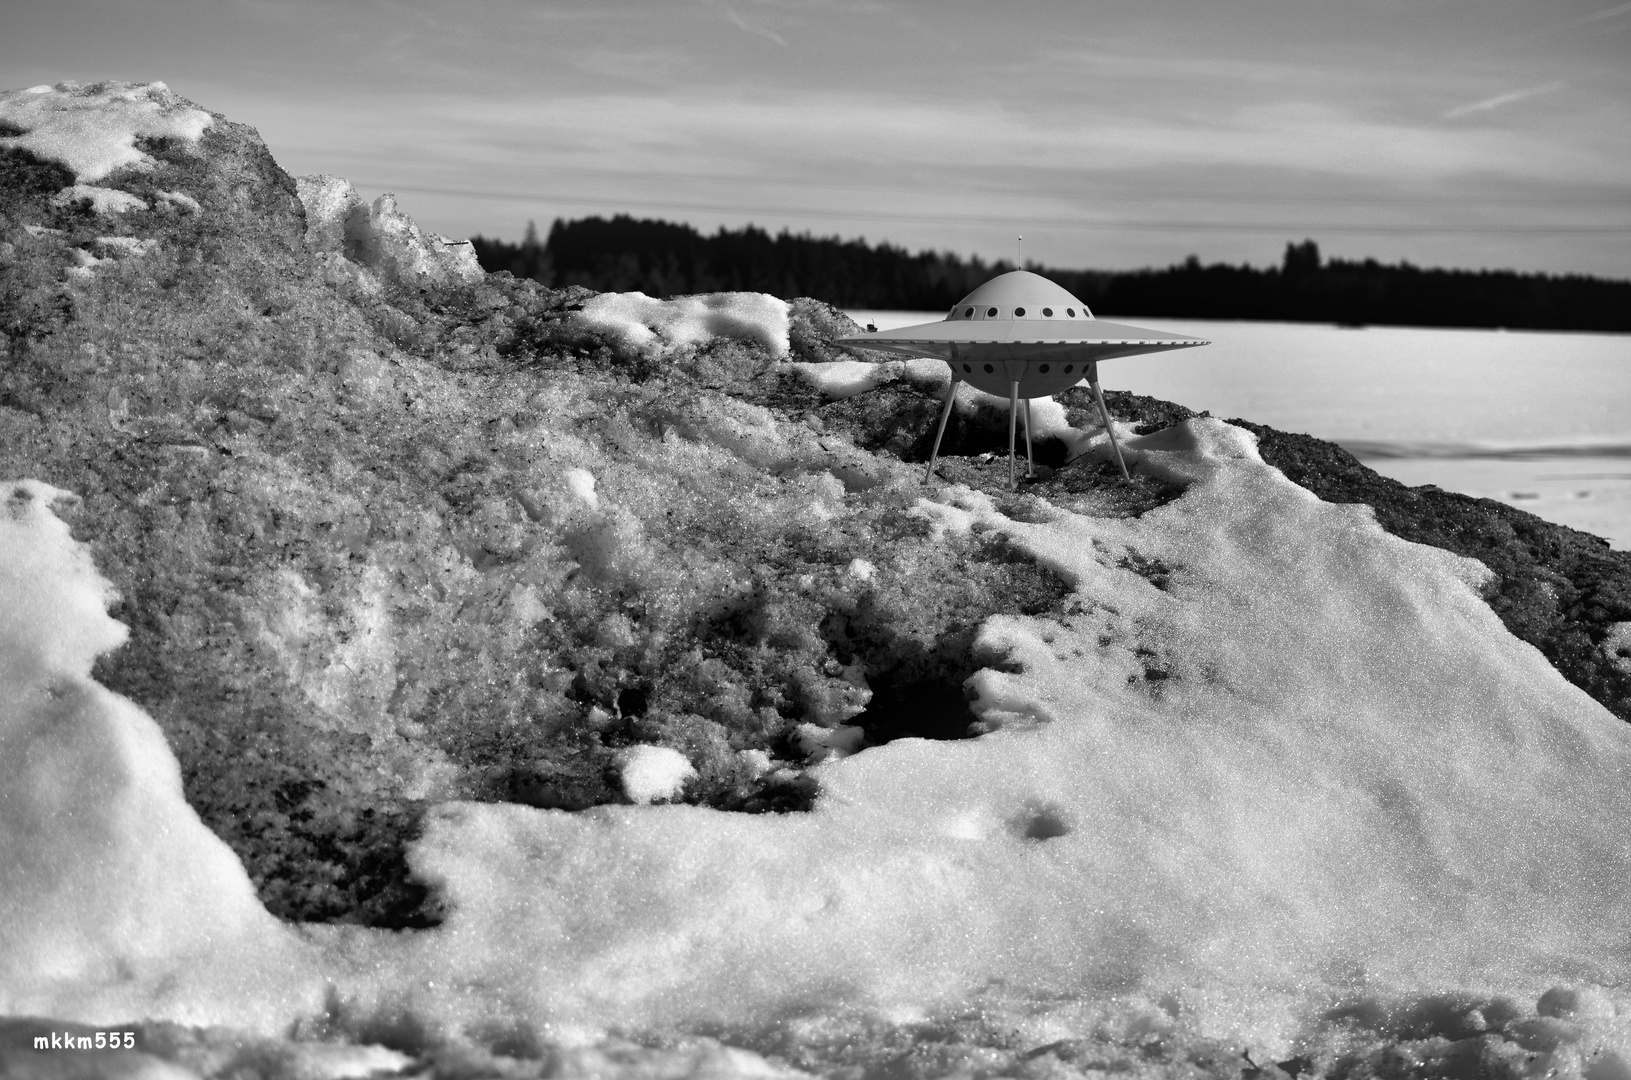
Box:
[7,413,1631,1076]
[851,311,1631,548]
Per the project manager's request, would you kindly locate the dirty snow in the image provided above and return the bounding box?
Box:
[6,414,1631,1074]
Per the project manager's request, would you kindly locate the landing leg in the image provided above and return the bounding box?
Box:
[1008,380,1020,488]
[1088,361,1131,481]
[1023,397,1035,478]
[924,375,960,484]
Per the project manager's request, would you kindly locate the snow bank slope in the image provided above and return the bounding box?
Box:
[330,418,1631,1054]
[0,481,323,1030]
[6,418,1631,1068]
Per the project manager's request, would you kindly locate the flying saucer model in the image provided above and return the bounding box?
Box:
[836,270,1210,487]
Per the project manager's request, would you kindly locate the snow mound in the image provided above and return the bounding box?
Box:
[8,401,1631,1071]
[0,481,322,1029]
[294,175,483,288]
[617,745,698,804]
[576,291,791,359]
[0,81,212,183]
[329,417,1631,1060]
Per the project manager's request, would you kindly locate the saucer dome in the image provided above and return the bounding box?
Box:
[947,270,1096,321]
[836,270,1207,398]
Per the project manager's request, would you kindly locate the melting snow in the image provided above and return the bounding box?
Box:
[0,81,212,184]
[6,417,1631,1073]
[50,184,149,215]
[575,291,791,359]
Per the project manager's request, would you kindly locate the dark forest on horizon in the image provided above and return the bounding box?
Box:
[471,216,1631,333]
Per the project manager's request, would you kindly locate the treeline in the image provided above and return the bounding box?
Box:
[472,218,1631,332]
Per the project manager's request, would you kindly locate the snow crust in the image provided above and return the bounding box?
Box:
[8,418,1631,1071]
[0,82,212,183]
[576,291,791,359]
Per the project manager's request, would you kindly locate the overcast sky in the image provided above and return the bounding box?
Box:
[4,0,1629,275]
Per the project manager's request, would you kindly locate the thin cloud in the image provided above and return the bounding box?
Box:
[720,5,790,47]
[1553,1,1631,31]
[1441,81,1565,121]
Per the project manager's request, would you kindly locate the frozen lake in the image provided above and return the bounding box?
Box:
[849,311,1631,549]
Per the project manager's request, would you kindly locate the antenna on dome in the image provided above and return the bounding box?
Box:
[1017,235,1023,266]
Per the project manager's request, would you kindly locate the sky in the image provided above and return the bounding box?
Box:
[3,0,1629,276]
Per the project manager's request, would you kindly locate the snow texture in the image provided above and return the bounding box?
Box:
[0,82,212,183]
[575,291,791,359]
[8,419,1631,1072]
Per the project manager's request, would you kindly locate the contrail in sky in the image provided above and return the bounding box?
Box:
[1441,81,1566,120]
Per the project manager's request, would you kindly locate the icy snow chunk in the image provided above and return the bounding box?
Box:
[0,480,321,1026]
[295,174,359,254]
[735,747,774,779]
[295,175,483,287]
[564,467,599,511]
[847,557,877,582]
[358,193,484,285]
[577,291,790,359]
[0,81,212,183]
[50,184,148,215]
[617,745,697,804]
